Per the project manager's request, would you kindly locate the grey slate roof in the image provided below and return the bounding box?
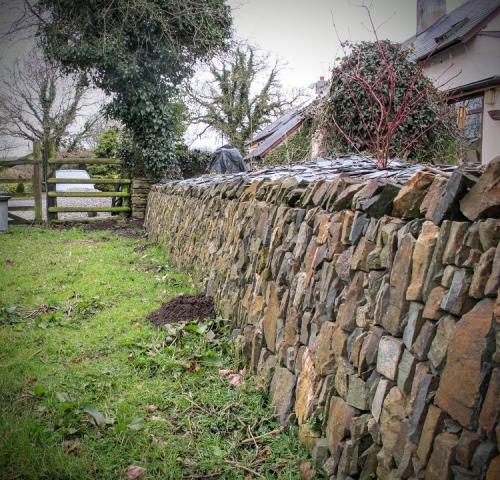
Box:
[245,108,305,160]
[404,0,500,61]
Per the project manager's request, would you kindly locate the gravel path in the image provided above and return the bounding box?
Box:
[8,191,112,221]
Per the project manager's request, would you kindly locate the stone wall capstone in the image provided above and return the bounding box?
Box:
[145,157,500,479]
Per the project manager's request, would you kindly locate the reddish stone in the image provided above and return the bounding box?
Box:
[393,170,435,219]
[479,368,500,435]
[326,396,356,453]
[435,298,495,428]
[460,156,500,220]
[425,432,458,480]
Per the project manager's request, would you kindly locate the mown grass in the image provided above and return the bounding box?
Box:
[0,226,307,480]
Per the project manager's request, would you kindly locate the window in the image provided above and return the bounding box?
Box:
[453,94,483,163]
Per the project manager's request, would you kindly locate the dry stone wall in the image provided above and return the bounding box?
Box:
[145,158,500,479]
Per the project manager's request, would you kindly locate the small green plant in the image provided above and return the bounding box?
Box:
[15,182,25,194]
[94,128,119,158]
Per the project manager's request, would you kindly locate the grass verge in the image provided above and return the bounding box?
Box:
[0,226,307,479]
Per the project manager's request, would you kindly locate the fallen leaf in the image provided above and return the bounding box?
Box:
[300,461,316,480]
[227,373,244,387]
[205,330,216,341]
[149,415,166,422]
[4,259,13,268]
[151,435,167,447]
[126,465,146,480]
[218,369,244,387]
[187,362,199,372]
[147,404,157,412]
[218,369,235,378]
[63,439,81,454]
[127,416,144,431]
[84,406,114,428]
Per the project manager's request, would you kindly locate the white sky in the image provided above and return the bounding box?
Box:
[1,0,467,154]
[228,0,466,90]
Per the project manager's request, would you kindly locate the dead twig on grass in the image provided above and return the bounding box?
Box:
[224,460,265,478]
[240,428,283,445]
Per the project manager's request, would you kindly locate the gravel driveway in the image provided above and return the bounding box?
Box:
[8,192,113,221]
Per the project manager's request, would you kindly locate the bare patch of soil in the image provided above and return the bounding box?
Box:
[148,294,216,326]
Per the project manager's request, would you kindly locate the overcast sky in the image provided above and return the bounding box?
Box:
[228,0,466,89]
[1,0,467,154]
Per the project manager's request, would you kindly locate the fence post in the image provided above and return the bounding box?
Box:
[120,183,130,217]
[45,138,57,223]
[33,141,43,222]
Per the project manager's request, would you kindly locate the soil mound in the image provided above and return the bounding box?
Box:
[148,294,216,326]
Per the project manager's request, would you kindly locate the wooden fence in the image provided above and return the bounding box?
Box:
[1,139,131,224]
[0,141,42,224]
[46,143,131,222]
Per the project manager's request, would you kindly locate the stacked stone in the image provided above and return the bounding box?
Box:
[131,178,155,219]
[145,158,500,479]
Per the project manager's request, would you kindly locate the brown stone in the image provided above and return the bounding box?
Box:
[312,321,337,375]
[326,396,356,453]
[425,432,458,480]
[435,298,495,427]
[428,315,457,370]
[486,455,500,480]
[393,170,435,219]
[423,286,446,320]
[479,218,500,250]
[351,238,375,272]
[346,374,369,410]
[397,349,417,394]
[470,247,496,298]
[334,358,355,400]
[456,430,481,468]
[379,387,407,471]
[295,349,321,425]
[333,183,364,211]
[331,325,349,358]
[403,302,425,350]
[376,336,404,380]
[417,404,444,463]
[422,220,451,299]
[337,271,366,332]
[460,156,500,220]
[442,221,470,265]
[440,269,471,316]
[262,282,279,352]
[419,175,447,216]
[479,368,500,435]
[412,321,436,361]
[485,244,500,297]
[358,326,384,371]
[270,366,297,425]
[382,234,415,336]
[407,222,440,301]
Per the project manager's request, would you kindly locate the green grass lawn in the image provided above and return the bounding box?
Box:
[0,226,306,480]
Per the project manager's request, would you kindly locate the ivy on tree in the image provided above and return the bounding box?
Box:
[323,40,457,167]
[27,0,232,179]
[187,44,299,153]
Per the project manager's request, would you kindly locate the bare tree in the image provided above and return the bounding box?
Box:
[0,48,102,177]
[187,44,302,153]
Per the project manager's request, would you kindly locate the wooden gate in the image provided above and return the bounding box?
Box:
[46,143,131,222]
[0,141,43,224]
